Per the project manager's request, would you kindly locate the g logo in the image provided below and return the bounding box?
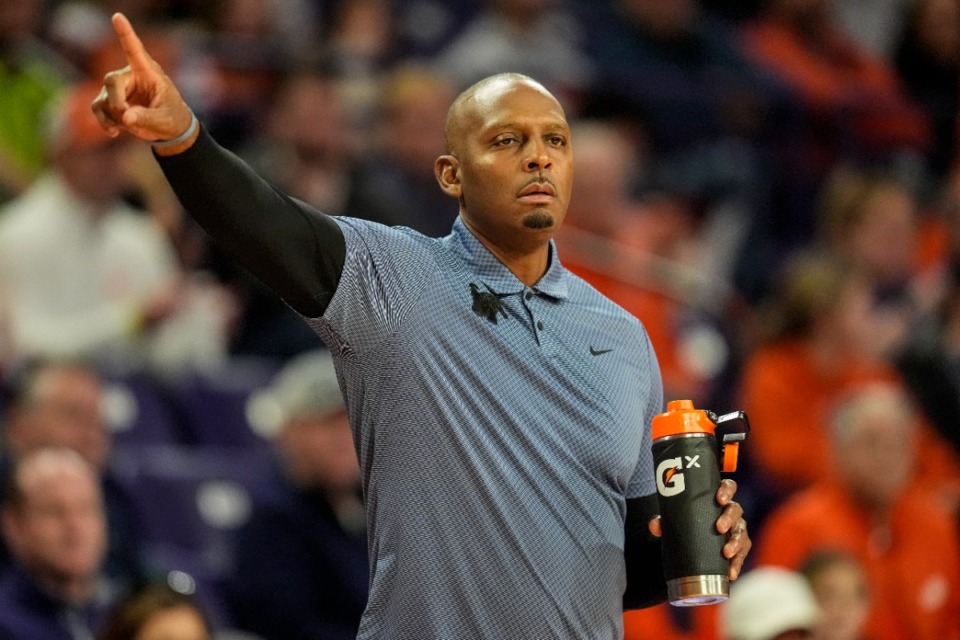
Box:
[657,457,685,497]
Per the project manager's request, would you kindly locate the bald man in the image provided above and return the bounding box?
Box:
[92,13,750,639]
[0,448,111,640]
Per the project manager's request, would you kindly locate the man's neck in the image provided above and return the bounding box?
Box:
[463,222,554,287]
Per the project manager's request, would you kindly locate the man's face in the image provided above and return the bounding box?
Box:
[11,367,110,472]
[837,409,915,509]
[280,411,360,492]
[442,79,574,255]
[56,141,131,209]
[4,458,107,585]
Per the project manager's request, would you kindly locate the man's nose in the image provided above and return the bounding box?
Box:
[525,141,552,171]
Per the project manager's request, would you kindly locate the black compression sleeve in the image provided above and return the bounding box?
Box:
[623,493,668,610]
[155,126,345,318]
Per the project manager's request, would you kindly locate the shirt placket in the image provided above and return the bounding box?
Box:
[522,288,558,358]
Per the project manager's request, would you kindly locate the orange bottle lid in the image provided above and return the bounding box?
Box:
[651,399,717,440]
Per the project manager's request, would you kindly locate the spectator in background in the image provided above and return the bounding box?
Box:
[0,0,78,201]
[734,0,930,299]
[894,162,960,458]
[893,0,960,182]
[814,167,960,468]
[0,448,115,639]
[799,550,870,640]
[578,0,791,307]
[433,0,593,106]
[0,80,234,377]
[0,359,148,593]
[739,0,929,171]
[344,63,460,237]
[755,382,960,640]
[325,0,396,80]
[99,582,211,640]
[736,252,903,497]
[557,119,733,409]
[195,0,317,149]
[228,349,367,640]
[816,168,922,360]
[582,0,785,187]
[243,69,355,216]
[829,0,910,59]
[720,567,820,640]
[213,69,355,360]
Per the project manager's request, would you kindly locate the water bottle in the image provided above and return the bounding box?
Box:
[652,399,750,606]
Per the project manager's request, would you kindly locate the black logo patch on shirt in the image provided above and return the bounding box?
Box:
[470,283,507,324]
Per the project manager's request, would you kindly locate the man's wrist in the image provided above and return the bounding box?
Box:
[152,111,200,156]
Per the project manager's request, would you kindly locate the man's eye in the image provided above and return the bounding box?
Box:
[495,137,517,146]
[549,136,566,146]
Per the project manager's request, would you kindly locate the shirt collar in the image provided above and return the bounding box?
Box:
[448,217,569,300]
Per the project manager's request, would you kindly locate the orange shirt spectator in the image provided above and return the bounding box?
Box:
[739,336,896,491]
[757,481,960,640]
[755,383,960,640]
[740,0,929,157]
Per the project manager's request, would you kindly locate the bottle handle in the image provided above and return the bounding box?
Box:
[707,411,750,473]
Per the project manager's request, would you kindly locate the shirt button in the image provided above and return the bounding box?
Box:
[537,321,544,330]
[525,291,534,300]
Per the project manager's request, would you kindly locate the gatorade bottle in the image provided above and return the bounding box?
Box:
[651,399,750,606]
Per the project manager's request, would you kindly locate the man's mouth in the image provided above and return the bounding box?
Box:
[517,181,557,203]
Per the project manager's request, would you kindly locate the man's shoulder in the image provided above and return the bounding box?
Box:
[563,268,647,326]
[335,216,440,249]
[334,216,452,281]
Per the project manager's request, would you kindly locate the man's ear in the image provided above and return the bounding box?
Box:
[435,155,462,198]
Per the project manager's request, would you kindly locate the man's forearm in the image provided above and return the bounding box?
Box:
[623,494,668,610]
[155,126,345,317]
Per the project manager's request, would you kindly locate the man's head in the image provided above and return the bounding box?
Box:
[800,551,870,640]
[246,349,358,493]
[435,73,574,256]
[5,359,111,473]
[0,447,107,603]
[377,65,457,176]
[828,382,917,510]
[99,583,212,640]
[44,80,131,208]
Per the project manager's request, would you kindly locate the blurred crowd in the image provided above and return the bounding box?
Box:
[3,0,960,638]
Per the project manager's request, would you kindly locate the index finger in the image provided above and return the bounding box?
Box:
[112,12,152,72]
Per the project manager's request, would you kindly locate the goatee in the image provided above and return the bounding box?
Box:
[522,211,554,230]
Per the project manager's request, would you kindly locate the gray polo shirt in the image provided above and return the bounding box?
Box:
[308,216,662,640]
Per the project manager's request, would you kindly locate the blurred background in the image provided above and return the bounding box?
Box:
[2,0,960,639]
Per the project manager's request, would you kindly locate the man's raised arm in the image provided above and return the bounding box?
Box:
[91,13,344,318]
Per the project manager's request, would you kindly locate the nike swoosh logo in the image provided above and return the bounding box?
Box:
[589,347,613,356]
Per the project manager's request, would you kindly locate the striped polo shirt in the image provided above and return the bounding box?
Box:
[307,216,663,640]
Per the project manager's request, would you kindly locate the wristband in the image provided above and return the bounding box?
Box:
[152,111,198,148]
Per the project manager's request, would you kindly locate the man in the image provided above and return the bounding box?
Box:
[0,447,114,639]
[230,349,368,640]
[755,382,960,640]
[92,13,750,638]
[343,64,460,237]
[0,359,147,592]
[0,79,235,377]
[0,79,180,371]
